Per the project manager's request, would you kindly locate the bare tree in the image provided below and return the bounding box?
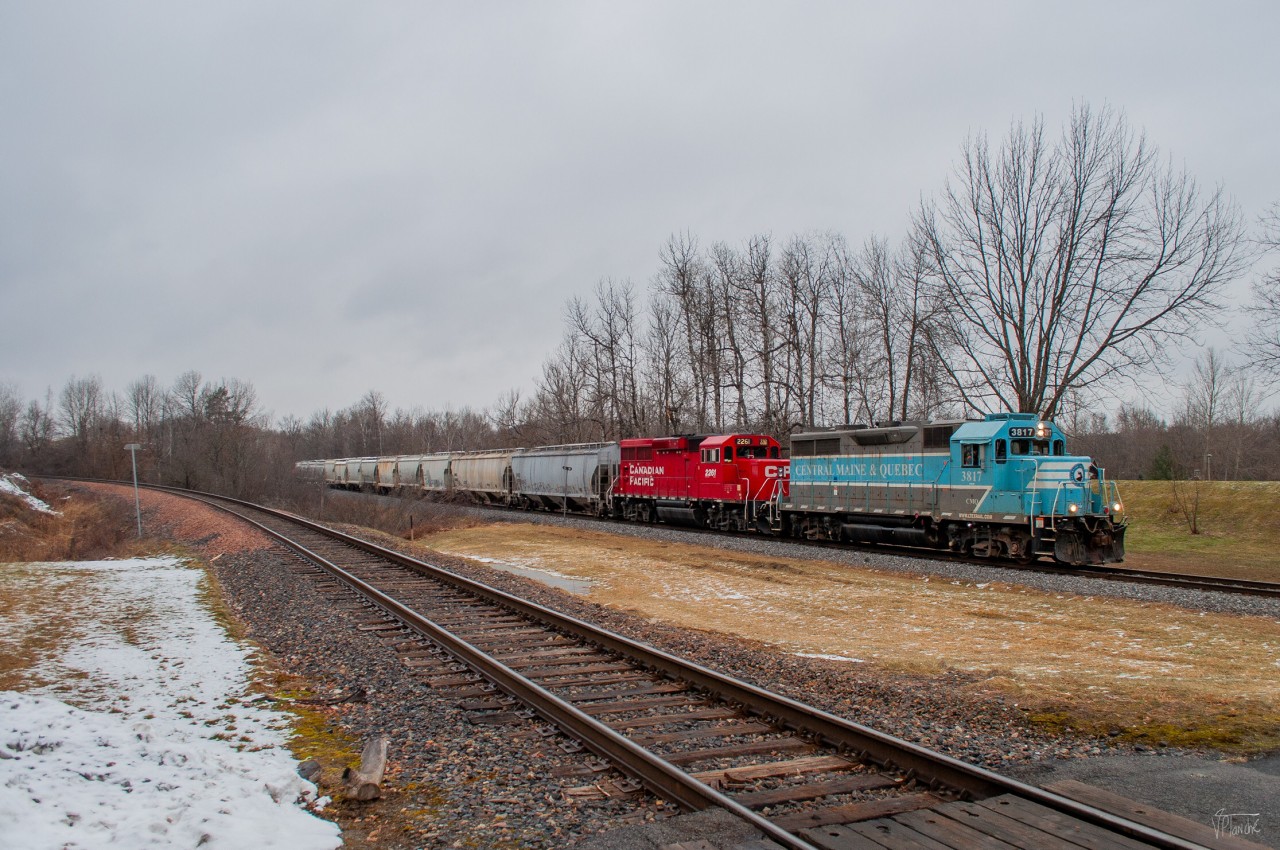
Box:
[20,395,55,458]
[126,375,164,442]
[59,375,105,447]
[915,103,1249,417]
[711,241,749,427]
[1245,202,1280,377]
[1178,348,1233,431]
[643,292,689,434]
[0,383,20,466]
[357,390,388,455]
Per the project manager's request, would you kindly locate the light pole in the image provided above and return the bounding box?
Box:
[562,465,572,517]
[1205,453,1212,482]
[124,443,142,537]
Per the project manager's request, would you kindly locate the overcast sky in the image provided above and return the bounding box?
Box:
[2,1,1277,423]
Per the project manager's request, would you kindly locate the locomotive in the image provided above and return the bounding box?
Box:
[783,413,1125,564]
[299,413,1126,565]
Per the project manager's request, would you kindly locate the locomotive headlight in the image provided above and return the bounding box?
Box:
[1068,503,1079,514]
[1035,421,1050,439]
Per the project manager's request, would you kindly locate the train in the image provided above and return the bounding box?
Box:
[297,412,1127,565]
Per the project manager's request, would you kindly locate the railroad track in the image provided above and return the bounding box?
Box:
[326,485,1280,600]
[135,484,1249,850]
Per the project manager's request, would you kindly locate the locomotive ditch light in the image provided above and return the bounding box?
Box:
[1113,502,1123,513]
[1068,503,1079,514]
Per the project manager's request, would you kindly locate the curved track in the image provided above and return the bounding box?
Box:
[141,484,1226,850]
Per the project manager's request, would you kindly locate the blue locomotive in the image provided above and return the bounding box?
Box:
[781,413,1125,564]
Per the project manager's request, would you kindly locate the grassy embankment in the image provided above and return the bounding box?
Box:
[1116,479,1280,581]
[0,480,148,563]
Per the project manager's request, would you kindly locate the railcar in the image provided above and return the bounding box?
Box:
[374,457,401,493]
[783,413,1125,564]
[611,433,788,530]
[450,449,521,505]
[511,442,620,514]
[349,457,380,490]
[295,459,326,481]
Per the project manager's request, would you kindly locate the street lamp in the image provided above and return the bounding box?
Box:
[124,443,142,537]
[562,465,572,517]
[1205,453,1212,482]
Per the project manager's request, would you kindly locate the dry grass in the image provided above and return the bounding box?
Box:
[425,522,1280,752]
[1117,480,1280,581]
[0,481,151,563]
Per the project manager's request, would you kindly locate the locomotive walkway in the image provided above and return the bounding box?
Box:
[157,484,1266,849]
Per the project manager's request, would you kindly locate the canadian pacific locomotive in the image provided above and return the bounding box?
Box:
[299,413,1126,565]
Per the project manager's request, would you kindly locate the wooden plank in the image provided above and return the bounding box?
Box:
[661,736,815,766]
[631,721,774,746]
[770,792,941,831]
[1044,780,1271,850]
[503,652,614,670]
[608,708,739,731]
[465,710,526,726]
[488,650,599,665]
[579,695,707,715]
[402,657,449,669]
[733,773,900,809]
[423,673,480,688]
[931,800,1090,849]
[536,671,653,688]
[457,697,514,711]
[797,825,886,850]
[457,625,561,638]
[847,819,956,850]
[523,661,634,678]
[564,682,686,703]
[973,795,1153,850]
[691,754,857,784]
[892,808,1022,849]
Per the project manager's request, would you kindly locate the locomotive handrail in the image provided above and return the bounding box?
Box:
[929,458,950,514]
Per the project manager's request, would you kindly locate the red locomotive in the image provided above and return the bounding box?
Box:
[611,433,788,531]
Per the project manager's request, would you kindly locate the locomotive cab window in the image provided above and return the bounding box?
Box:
[961,444,983,468]
[701,448,720,463]
[995,439,1007,463]
[1011,439,1049,456]
[724,447,733,461]
[1053,440,1065,456]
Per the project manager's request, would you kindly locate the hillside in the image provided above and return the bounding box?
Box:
[1117,480,1280,581]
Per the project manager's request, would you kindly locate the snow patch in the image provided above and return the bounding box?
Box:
[795,652,867,663]
[0,473,59,515]
[0,692,339,849]
[0,557,341,850]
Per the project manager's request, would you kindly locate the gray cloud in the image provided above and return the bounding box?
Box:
[3,1,1277,420]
